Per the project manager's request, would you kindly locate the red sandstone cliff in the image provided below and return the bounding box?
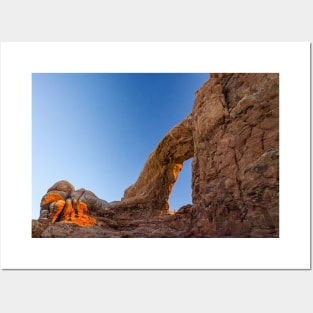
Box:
[32,73,279,238]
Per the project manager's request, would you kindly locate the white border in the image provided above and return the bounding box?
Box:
[0,42,310,269]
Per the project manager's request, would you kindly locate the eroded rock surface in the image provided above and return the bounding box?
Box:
[33,73,279,238]
[190,73,279,237]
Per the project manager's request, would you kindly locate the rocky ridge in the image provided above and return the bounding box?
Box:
[32,73,279,238]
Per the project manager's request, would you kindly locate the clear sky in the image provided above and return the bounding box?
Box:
[32,73,209,218]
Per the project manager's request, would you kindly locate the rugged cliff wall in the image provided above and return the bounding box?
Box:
[191,73,279,237]
[33,73,279,238]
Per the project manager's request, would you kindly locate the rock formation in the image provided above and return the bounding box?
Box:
[122,114,194,215]
[32,73,279,238]
[38,180,109,227]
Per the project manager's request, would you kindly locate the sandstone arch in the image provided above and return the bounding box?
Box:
[122,114,194,214]
[120,73,279,237]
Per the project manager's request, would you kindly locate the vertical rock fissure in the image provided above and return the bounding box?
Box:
[233,147,245,213]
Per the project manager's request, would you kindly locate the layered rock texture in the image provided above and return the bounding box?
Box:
[32,73,279,238]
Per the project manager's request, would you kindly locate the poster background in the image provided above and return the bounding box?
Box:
[0,1,312,313]
[1,42,310,270]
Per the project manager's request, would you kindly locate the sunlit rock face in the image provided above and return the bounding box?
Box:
[33,73,279,238]
[39,181,106,227]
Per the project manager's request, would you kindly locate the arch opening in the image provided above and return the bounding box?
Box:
[168,158,193,213]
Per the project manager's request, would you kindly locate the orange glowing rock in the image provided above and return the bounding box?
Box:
[71,201,96,226]
[51,199,66,223]
[40,184,97,226]
[62,199,75,221]
[41,192,64,206]
[60,201,96,227]
[40,191,96,227]
[77,201,88,216]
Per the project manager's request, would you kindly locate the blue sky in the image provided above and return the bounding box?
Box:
[32,73,209,218]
